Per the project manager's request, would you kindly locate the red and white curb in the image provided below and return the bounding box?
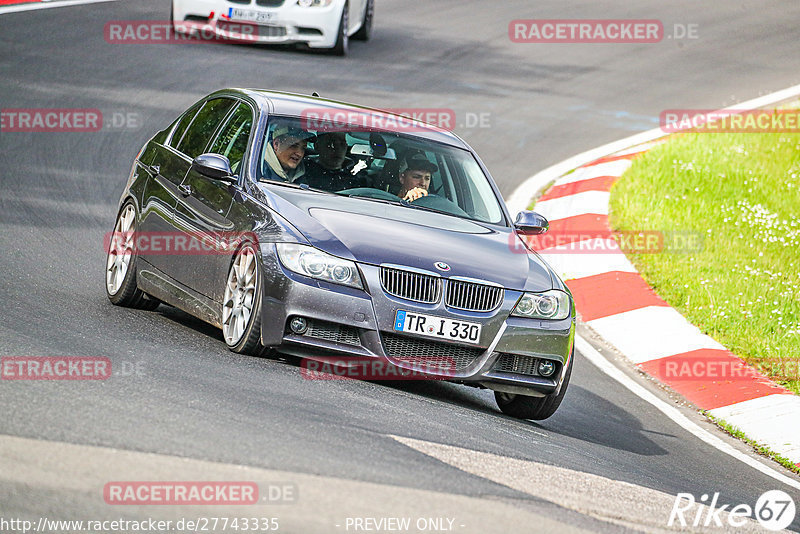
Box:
[506,84,800,470]
[533,143,800,466]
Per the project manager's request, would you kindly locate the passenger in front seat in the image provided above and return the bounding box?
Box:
[261,124,315,182]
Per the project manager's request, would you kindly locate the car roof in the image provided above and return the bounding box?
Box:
[222,88,471,150]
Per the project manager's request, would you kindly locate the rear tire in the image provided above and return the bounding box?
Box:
[105,202,160,311]
[352,0,373,41]
[494,352,573,420]
[329,3,349,56]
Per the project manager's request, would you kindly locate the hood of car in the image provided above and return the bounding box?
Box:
[261,186,555,291]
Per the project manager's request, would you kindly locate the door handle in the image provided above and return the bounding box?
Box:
[178,184,193,197]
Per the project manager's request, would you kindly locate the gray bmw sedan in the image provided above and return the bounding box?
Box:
[105,89,575,420]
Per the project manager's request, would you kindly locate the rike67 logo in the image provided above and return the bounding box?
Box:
[668,490,796,531]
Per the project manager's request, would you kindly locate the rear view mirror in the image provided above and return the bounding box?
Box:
[370,133,388,157]
[350,144,396,160]
[192,153,236,182]
[514,211,549,234]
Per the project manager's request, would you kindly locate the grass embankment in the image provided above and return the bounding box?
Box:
[609,129,800,395]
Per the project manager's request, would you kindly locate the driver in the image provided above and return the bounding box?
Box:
[261,124,315,182]
[301,132,367,191]
[398,153,437,202]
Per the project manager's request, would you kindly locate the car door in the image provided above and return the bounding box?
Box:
[137,101,202,275]
[171,99,252,301]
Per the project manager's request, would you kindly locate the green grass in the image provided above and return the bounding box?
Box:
[703,411,800,475]
[609,129,800,394]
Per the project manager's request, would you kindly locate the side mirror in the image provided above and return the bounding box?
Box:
[192,153,235,182]
[514,211,549,234]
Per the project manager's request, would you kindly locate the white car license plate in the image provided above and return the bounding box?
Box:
[394,311,482,345]
[228,8,276,23]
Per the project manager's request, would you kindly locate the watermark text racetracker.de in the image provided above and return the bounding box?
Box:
[301,356,458,381]
[509,20,699,43]
[103,481,296,505]
[0,108,142,132]
[511,229,704,254]
[105,19,284,44]
[105,481,257,506]
[104,231,259,256]
[661,108,800,133]
[301,107,492,133]
[1,357,111,380]
[0,357,146,380]
[659,356,800,382]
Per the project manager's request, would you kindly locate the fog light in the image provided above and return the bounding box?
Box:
[537,360,556,377]
[289,317,308,334]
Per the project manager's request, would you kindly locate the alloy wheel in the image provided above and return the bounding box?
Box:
[106,204,136,296]
[222,246,258,345]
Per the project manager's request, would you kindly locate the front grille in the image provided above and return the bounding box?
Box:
[227,0,251,4]
[382,333,484,372]
[304,319,361,346]
[445,279,504,312]
[255,0,284,6]
[380,266,441,304]
[493,354,539,376]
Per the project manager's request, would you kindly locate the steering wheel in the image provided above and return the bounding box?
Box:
[338,187,400,201]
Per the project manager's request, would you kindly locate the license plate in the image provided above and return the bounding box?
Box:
[394,311,482,344]
[228,8,276,23]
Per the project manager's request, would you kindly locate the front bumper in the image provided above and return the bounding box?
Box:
[259,245,575,396]
[175,1,342,47]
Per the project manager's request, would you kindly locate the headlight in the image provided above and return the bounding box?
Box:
[511,290,571,320]
[276,243,362,289]
[297,0,333,7]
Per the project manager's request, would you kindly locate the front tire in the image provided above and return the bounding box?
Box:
[494,353,573,420]
[170,3,179,33]
[329,3,349,56]
[105,202,159,310]
[351,0,373,41]
[222,243,264,355]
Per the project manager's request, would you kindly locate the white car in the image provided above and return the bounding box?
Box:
[171,0,374,55]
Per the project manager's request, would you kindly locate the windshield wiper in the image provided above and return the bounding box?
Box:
[402,202,443,215]
[338,193,404,205]
[340,192,449,215]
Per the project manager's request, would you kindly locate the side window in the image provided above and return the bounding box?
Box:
[168,102,202,149]
[177,98,236,159]
[208,102,253,173]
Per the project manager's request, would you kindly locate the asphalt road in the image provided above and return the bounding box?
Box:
[1,0,800,532]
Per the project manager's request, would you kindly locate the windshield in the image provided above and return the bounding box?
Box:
[257,115,506,224]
